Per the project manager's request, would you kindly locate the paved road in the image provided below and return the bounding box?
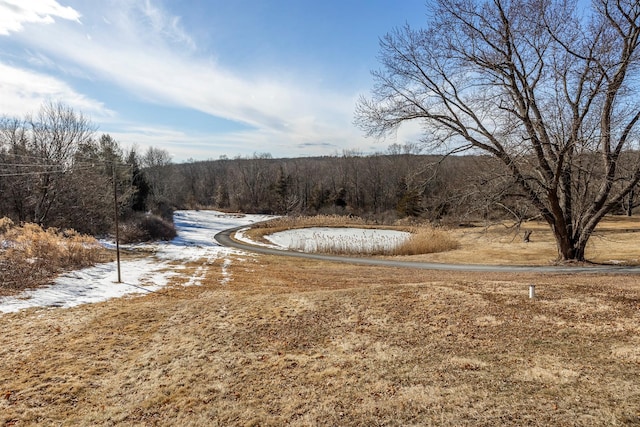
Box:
[214,226,640,275]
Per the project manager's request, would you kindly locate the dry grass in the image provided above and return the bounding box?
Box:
[255,215,370,233]
[392,226,460,255]
[0,218,108,295]
[399,216,640,266]
[1,251,639,426]
[2,214,640,425]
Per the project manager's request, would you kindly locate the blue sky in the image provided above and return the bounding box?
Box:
[0,0,428,161]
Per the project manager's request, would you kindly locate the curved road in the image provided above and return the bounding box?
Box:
[214,226,640,275]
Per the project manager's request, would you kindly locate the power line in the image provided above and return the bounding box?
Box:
[0,158,135,172]
[0,162,95,168]
[0,166,108,177]
[0,151,134,165]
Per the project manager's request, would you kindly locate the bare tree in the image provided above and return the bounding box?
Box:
[141,146,175,210]
[0,102,96,225]
[0,117,30,222]
[233,153,275,212]
[31,102,96,224]
[356,0,640,261]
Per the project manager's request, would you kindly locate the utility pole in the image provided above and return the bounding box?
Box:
[113,163,121,283]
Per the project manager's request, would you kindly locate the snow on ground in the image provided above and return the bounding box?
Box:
[0,211,410,314]
[263,227,411,253]
[0,211,274,314]
[235,228,281,249]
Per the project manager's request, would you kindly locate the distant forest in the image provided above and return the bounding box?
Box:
[152,151,528,222]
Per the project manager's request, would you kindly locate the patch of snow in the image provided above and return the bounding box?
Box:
[0,210,275,314]
[220,258,233,285]
[234,227,281,249]
[0,259,176,313]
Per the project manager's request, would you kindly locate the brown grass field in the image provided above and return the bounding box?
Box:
[1,217,640,426]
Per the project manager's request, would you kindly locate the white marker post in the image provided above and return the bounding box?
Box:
[529,284,536,299]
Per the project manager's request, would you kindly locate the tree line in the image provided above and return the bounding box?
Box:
[154,150,533,223]
[134,149,640,224]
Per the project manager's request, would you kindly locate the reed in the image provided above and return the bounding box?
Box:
[392,226,460,255]
[282,229,410,255]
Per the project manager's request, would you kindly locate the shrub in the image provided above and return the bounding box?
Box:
[392,226,460,255]
[0,217,14,234]
[139,214,177,241]
[119,213,177,243]
[153,201,175,223]
[0,222,105,293]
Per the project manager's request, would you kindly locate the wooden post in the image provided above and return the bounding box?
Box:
[113,163,121,283]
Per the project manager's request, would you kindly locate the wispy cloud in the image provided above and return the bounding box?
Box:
[0,0,80,36]
[0,61,111,118]
[138,0,195,50]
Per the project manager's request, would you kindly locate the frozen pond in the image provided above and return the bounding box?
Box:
[264,227,411,254]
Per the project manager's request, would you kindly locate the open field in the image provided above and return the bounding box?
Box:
[2,250,639,426]
[417,217,640,266]
[249,215,640,266]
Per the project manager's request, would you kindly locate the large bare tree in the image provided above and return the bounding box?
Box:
[355,0,640,261]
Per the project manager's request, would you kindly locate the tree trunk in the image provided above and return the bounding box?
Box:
[554,231,586,262]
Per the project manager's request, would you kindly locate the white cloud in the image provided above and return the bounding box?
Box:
[0,62,112,118]
[0,0,80,36]
[104,119,362,162]
[1,0,378,158]
[16,4,358,135]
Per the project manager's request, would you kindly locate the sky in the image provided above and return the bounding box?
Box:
[0,0,429,162]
